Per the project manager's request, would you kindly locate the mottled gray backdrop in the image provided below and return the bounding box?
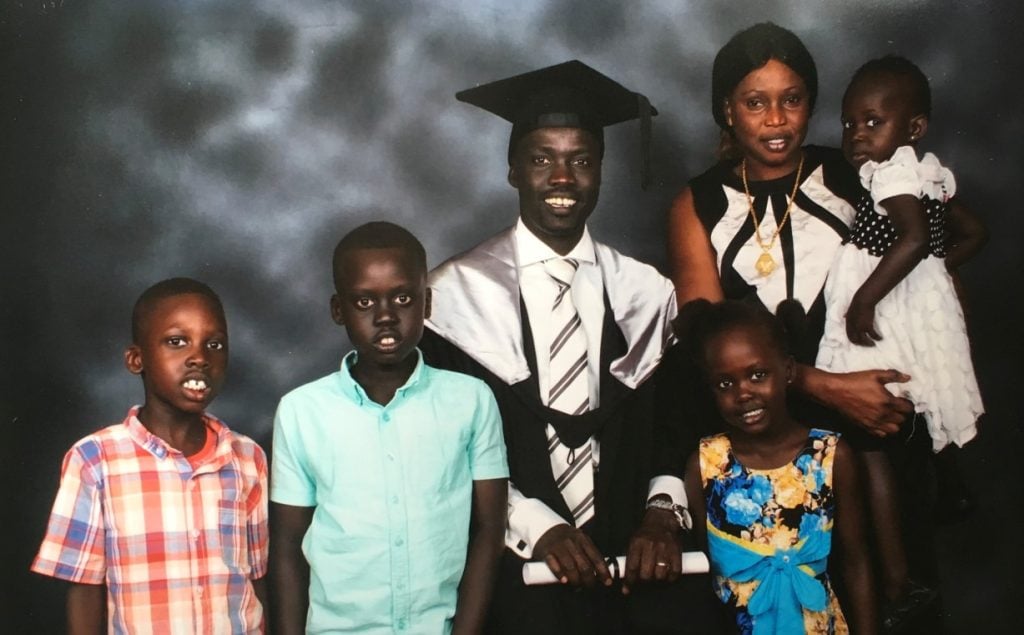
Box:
[4,0,1021,629]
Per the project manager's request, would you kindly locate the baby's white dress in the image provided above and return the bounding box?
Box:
[816,146,983,451]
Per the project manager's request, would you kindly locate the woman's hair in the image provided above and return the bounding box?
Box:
[846,55,931,117]
[676,298,807,370]
[710,22,818,131]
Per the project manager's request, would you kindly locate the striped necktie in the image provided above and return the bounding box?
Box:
[543,257,594,526]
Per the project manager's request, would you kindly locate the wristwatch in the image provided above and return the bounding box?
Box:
[646,498,692,530]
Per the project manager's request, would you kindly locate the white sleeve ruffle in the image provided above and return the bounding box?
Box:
[918,151,957,201]
[858,145,956,215]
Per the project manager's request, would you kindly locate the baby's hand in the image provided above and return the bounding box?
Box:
[845,297,881,347]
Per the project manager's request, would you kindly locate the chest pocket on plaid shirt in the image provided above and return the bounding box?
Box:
[217,498,249,572]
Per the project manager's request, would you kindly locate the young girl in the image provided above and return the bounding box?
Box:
[683,300,877,635]
[815,56,986,504]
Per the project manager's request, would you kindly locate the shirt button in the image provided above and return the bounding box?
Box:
[782,555,790,563]
[191,529,201,540]
[382,414,391,423]
[397,619,407,630]
[391,496,399,504]
[395,537,404,547]
[196,586,204,596]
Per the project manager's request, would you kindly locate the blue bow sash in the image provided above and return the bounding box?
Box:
[707,521,831,634]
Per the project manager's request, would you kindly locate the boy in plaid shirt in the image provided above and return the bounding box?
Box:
[32,278,268,634]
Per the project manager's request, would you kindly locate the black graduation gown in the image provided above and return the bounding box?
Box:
[420,303,724,634]
[420,296,664,556]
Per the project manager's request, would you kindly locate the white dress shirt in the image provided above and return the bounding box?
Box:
[506,220,686,558]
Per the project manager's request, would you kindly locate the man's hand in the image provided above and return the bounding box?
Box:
[825,369,914,436]
[533,524,612,588]
[622,507,683,594]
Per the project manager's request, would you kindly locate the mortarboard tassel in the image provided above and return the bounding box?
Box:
[638,93,653,190]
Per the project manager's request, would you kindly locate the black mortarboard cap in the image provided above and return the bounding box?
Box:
[456,60,658,189]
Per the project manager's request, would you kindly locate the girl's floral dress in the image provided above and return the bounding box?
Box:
[699,429,848,635]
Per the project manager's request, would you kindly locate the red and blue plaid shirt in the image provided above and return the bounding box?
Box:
[32,407,268,634]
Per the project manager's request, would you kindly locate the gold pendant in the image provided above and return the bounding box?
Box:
[755,251,775,276]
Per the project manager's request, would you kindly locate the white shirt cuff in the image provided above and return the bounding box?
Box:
[647,475,692,529]
[505,483,569,559]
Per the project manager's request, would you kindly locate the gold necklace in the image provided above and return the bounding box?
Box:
[741,154,805,276]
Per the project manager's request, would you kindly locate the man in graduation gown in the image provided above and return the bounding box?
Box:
[420,61,722,634]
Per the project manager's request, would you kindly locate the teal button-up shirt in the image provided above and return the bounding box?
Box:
[271,350,509,634]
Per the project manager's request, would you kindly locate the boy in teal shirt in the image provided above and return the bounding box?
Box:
[270,221,509,634]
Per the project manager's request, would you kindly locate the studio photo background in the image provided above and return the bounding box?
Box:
[4,0,1021,630]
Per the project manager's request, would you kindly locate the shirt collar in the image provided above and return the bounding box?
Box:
[337,348,426,407]
[514,218,596,268]
[124,405,230,462]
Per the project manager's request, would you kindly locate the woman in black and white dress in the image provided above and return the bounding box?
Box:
[666,22,923,613]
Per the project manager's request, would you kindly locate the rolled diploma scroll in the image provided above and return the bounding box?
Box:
[522,551,710,585]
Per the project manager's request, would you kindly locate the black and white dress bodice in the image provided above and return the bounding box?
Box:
[847,146,953,258]
[689,146,861,356]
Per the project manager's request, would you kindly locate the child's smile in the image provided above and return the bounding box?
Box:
[182,377,208,391]
[372,331,402,354]
[181,375,212,400]
[739,406,767,426]
[726,396,772,434]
